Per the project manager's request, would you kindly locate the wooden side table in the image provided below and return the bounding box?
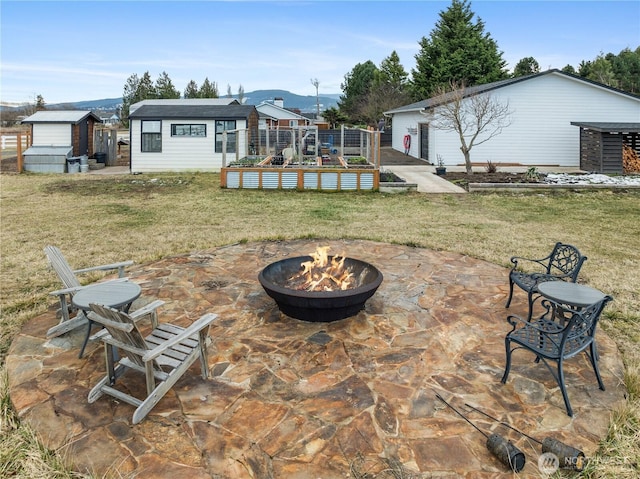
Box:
[72,282,141,358]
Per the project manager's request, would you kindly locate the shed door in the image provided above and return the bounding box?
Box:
[79,120,89,155]
[419,123,429,161]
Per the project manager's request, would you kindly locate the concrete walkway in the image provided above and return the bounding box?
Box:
[384,165,467,193]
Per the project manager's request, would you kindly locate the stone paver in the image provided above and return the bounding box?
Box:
[7,240,626,478]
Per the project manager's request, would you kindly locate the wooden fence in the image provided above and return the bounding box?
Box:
[0,131,31,172]
[94,128,120,166]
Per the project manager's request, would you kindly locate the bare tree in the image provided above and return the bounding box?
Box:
[429,81,511,174]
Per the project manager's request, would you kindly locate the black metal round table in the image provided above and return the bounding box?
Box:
[72,282,141,358]
[537,281,605,308]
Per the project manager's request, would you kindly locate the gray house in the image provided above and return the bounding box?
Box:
[384,70,640,173]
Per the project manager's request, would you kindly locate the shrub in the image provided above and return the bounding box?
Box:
[485,160,498,173]
[525,166,540,182]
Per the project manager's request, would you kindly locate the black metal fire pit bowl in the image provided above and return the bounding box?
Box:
[258,256,383,322]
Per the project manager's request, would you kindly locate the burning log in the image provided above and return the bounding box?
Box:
[289,246,355,291]
[258,249,383,322]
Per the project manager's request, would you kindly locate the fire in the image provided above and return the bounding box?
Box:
[290,246,355,291]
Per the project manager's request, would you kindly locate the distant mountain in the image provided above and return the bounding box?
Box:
[0,89,341,113]
[66,98,124,110]
[241,90,340,111]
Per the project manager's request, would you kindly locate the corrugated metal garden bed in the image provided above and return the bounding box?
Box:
[221,155,379,191]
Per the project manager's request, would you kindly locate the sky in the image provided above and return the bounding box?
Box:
[1,0,639,105]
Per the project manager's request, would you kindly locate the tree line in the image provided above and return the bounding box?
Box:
[333,0,639,128]
[119,71,246,127]
[115,0,639,131]
[7,0,637,130]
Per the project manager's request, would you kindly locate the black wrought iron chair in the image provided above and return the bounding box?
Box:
[505,242,587,320]
[501,295,612,416]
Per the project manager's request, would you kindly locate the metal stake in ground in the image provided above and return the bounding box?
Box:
[464,403,585,471]
[435,394,525,473]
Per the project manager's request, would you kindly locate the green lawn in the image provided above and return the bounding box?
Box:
[1,172,638,478]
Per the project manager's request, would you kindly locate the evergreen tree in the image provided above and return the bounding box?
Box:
[374,51,409,93]
[184,80,199,99]
[155,71,180,99]
[512,57,540,77]
[35,94,46,111]
[137,71,156,100]
[580,54,617,87]
[411,0,508,100]
[338,60,378,123]
[322,106,348,129]
[121,71,156,127]
[561,64,577,75]
[237,84,245,103]
[121,73,139,127]
[362,51,411,126]
[200,78,219,98]
[607,47,640,94]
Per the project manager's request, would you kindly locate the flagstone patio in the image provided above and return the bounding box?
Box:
[7,240,626,478]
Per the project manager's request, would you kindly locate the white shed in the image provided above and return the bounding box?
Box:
[128,100,259,172]
[21,110,102,173]
[384,70,640,169]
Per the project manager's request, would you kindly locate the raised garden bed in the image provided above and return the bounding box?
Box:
[221,167,379,191]
[222,155,381,191]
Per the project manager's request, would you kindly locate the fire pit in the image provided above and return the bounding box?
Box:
[258,248,383,322]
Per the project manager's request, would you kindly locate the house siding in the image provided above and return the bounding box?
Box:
[390,72,640,167]
[32,124,71,147]
[390,115,424,159]
[256,102,309,128]
[130,119,249,172]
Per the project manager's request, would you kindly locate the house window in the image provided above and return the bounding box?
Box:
[141,120,162,152]
[289,120,296,128]
[171,124,206,137]
[215,120,236,153]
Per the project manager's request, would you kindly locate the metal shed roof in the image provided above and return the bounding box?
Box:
[128,104,257,119]
[22,110,101,124]
[571,122,640,133]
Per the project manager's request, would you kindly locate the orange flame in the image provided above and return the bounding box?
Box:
[291,246,355,291]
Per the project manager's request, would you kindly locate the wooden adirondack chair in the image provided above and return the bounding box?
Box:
[44,245,133,338]
[87,301,217,424]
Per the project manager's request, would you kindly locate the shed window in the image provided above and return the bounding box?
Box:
[141,120,162,152]
[215,120,236,153]
[171,124,206,137]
